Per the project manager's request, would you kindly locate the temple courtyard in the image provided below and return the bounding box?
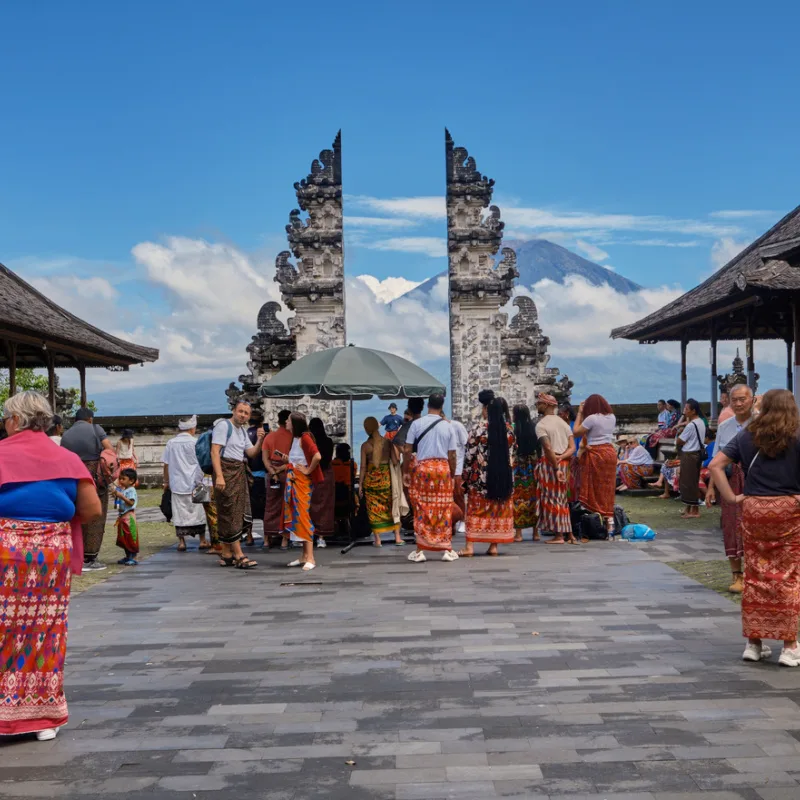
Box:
[2,517,799,800]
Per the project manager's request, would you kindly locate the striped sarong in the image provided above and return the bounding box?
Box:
[618,462,654,489]
[364,463,395,534]
[466,494,514,544]
[721,464,744,559]
[0,519,72,736]
[513,455,537,529]
[410,458,453,551]
[741,495,800,640]
[283,466,315,543]
[535,457,571,535]
[579,444,617,518]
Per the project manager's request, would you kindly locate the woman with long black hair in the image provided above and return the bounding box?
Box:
[677,398,706,519]
[512,404,540,542]
[460,391,515,557]
[308,417,335,547]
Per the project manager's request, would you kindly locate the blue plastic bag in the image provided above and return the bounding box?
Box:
[621,523,656,541]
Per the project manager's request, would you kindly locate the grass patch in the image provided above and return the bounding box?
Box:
[667,559,740,603]
[136,488,163,509]
[72,520,176,594]
[616,494,721,532]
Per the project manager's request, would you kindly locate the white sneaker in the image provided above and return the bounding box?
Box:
[302,562,316,571]
[36,727,59,741]
[407,550,426,563]
[287,559,304,568]
[742,643,772,662]
[316,538,327,548]
[779,645,800,667]
[442,550,459,562]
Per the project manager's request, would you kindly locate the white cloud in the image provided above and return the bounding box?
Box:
[574,240,609,262]
[347,195,446,219]
[356,274,423,303]
[711,237,749,270]
[344,216,418,229]
[710,210,775,219]
[622,239,702,248]
[364,237,447,258]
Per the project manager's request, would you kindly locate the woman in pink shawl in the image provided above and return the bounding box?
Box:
[0,391,101,743]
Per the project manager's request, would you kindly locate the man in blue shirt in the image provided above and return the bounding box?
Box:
[380,403,404,441]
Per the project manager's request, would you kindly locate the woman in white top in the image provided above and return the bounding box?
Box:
[573,394,618,537]
[677,398,706,518]
[617,437,655,491]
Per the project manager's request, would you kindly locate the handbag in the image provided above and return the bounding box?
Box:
[192,482,211,504]
[160,487,173,522]
[92,425,120,493]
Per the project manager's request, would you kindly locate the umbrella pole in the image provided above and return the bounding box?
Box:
[349,398,354,449]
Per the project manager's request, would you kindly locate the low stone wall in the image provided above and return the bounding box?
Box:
[94,404,687,489]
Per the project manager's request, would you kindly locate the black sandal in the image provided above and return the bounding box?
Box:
[218,556,235,567]
[235,556,257,570]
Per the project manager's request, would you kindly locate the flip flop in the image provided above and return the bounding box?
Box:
[485,550,499,557]
[456,549,474,557]
[177,543,187,553]
[545,539,566,545]
[235,557,257,569]
[198,543,211,551]
[218,557,235,567]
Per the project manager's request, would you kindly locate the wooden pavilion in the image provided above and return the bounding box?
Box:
[612,205,800,421]
[0,262,159,408]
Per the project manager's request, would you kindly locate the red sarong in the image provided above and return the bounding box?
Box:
[579,444,617,517]
[466,495,514,544]
[618,463,654,490]
[741,495,800,641]
[721,465,744,559]
[535,457,571,535]
[0,519,71,735]
[410,458,453,551]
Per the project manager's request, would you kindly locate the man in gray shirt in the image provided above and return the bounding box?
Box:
[61,407,115,570]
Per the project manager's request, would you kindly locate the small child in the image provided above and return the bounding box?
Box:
[113,468,139,565]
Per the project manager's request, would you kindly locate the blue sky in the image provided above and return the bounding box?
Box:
[2,1,799,402]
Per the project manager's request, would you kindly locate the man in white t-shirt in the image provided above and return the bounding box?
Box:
[211,400,265,569]
[403,394,458,564]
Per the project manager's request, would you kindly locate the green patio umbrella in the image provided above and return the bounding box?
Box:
[259,345,445,401]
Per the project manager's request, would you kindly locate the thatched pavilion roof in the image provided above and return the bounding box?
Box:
[612,205,800,343]
[0,262,159,369]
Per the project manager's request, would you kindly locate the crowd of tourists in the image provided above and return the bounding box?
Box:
[5,382,800,746]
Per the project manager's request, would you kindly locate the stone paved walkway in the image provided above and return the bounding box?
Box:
[2,530,799,800]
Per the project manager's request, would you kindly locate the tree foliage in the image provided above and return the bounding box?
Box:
[0,369,96,415]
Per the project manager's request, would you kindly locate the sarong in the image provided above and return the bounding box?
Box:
[203,500,219,546]
[364,463,395,534]
[646,426,676,456]
[513,455,537,529]
[385,430,398,442]
[214,459,252,544]
[568,455,581,502]
[249,476,266,522]
[679,450,702,506]
[721,465,744,559]
[661,460,679,492]
[535,457,571,535]
[283,466,314,542]
[410,458,453,551]
[579,444,617,518]
[310,464,335,537]
[81,459,108,561]
[466,494,514,544]
[0,519,71,735]
[264,474,287,538]
[171,492,206,538]
[115,513,139,554]
[618,462,654,490]
[741,495,800,640]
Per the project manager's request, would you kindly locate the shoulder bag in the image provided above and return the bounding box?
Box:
[412,417,444,454]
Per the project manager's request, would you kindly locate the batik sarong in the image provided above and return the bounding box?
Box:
[81,459,108,561]
[579,444,617,518]
[466,495,514,544]
[741,495,800,640]
[568,455,581,503]
[283,466,314,542]
[679,450,702,506]
[310,464,335,537]
[0,519,71,736]
[535,457,571,535]
[660,460,680,492]
[513,455,537,529]
[364,463,395,534]
[410,458,453,551]
[214,459,252,544]
[115,513,139,555]
[618,462,654,489]
[171,492,206,538]
[721,464,744,559]
[646,426,677,456]
[203,499,219,546]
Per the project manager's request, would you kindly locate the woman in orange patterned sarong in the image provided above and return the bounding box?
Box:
[710,389,800,667]
[460,391,515,557]
[574,394,618,538]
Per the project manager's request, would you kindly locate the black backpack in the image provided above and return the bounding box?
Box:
[613,504,630,534]
[580,512,607,541]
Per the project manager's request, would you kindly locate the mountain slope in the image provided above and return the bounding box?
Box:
[396,238,640,303]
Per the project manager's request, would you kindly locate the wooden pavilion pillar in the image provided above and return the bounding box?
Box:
[786,339,794,391]
[5,341,17,398]
[709,322,718,422]
[46,352,56,411]
[745,314,756,390]
[680,338,688,407]
[78,363,87,407]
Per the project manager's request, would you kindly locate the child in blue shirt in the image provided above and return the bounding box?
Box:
[380,403,404,440]
[113,468,139,565]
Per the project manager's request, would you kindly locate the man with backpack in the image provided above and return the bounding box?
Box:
[61,407,117,571]
[207,400,265,569]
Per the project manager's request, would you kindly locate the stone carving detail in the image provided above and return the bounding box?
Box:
[232,132,347,437]
[446,129,570,423]
[718,348,758,394]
